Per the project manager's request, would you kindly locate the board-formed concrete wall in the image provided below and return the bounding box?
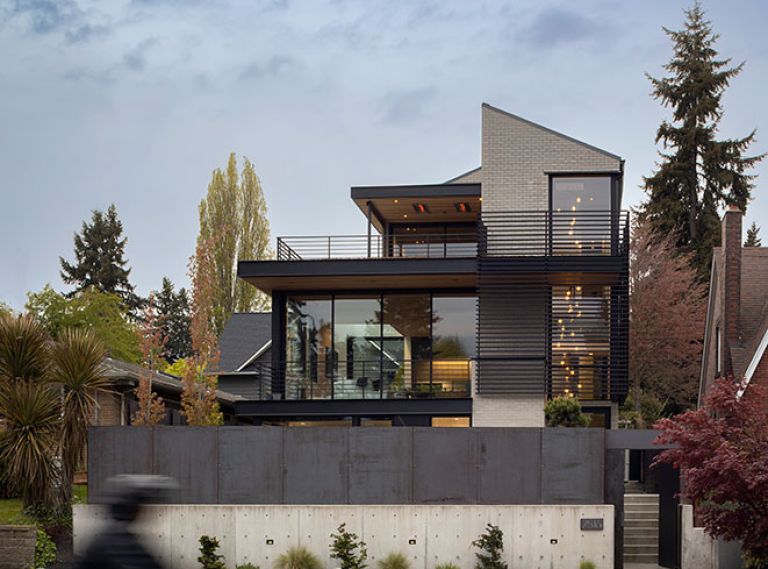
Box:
[74,504,614,569]
[87,426,608,506]
[680,505,716,569]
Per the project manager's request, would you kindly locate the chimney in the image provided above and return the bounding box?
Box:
[722,206,743,353]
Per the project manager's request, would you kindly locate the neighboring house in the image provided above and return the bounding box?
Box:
[700,207,768,402]
[217,312,272,399]
[234,103,630,427]
[96,357,238,425]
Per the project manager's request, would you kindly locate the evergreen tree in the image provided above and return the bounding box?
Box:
[60,204,142,312]
[744,222,762,247]
[642,2,764,277]
[199,153,271,336]
[152,277,192,363]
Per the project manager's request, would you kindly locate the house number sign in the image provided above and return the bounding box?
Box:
[580,518,604,531]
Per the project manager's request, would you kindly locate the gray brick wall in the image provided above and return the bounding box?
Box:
[0,526,36,569]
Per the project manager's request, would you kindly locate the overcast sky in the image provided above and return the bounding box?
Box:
[1,0,767,310]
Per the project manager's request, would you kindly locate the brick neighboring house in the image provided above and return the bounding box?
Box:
[700,207,768,402]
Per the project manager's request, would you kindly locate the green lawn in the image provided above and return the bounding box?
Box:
[0,484,88,526]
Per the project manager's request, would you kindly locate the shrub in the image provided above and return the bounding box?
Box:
[378,553,409,569]
[544,395,589,427]
[579,561,596,569]
[330,523,367,569]
[33,527,57,569]
[472,524,506,569]
[237,564,260,569]
[435,564,460,569]
[198,535,226,569]
[275,546,323,569]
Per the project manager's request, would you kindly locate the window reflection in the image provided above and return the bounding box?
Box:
[551,177,612,255]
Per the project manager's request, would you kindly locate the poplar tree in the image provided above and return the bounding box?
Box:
[60,204,142,312]
[198,153,271,336]
[642,2,764,277]
[744,222,762,247]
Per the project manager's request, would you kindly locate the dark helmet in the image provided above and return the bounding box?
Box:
[106,475,178,522]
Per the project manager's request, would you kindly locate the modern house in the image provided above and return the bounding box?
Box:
[232,103,629,427]
[700,207,768,402]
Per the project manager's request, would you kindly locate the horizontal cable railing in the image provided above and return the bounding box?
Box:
[239,358,473,401]
[479,210,630,257]
[276,234,478,260]
[275,211,629,260]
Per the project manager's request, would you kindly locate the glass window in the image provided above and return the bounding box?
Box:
[382,294,431,395]
[334,297,382,399]
[286,296,332,399]
[552,177,612,212]
[432,296,475,397]
[431,416,471,427]
[361,418,393,427]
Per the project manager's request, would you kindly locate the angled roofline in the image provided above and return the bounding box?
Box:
[350,183,480,200]
[699,254,719,407]
[482,103,624,162]
[737,326,768,398]
[236,339,272,372]
[444,166,481,184]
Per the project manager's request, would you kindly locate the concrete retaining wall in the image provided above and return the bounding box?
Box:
[74,504,614,569]
[0,525,36,569]
[681,505,716,569]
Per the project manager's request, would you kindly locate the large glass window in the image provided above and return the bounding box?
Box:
[552,177,611,212]
[286,296,332,399]
[284,293,477,400]
[334,296,382,399]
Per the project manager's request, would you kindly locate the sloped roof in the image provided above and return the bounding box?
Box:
[217,312,272,372]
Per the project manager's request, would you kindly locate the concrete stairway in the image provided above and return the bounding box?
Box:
[624,493,659,565]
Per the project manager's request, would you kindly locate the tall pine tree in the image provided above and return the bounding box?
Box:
[744,222,762,247]
[60,204,142,312]
[152,277,192,363]
[198,153,271,336]
[642,2,764,277]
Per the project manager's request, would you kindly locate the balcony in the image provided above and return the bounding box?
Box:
[275,211,629,261]
[235,358,472,401]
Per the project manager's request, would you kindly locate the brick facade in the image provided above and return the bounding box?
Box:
[0,526,36,569]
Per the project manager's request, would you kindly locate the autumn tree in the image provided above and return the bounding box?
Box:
[152,277,192,363]
[744,222,762,247]
[198,153,271,336]
[629,219,706,425]
[60,204,143,313]
[642,2,764,278]
[132,294,167,426]
[180,235,223,426]
[654,377,768,565]
[26,285,141,364]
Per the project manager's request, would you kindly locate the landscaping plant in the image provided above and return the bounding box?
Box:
[544,395,589,428]
[579,561,596,569]
[330,523,367,569]
[378,552,410,569]
[236,564,260,569]
[34,527,57,569]
[434,564,460,569]
[472,524,507,569]
[275,546,323,569]
[198,535,227,569]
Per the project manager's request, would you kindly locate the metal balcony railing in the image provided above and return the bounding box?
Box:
[274,211,629,260]
[239,358,473,401]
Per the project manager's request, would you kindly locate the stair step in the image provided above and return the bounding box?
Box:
[624,503,659,513]
[625,511,658,520]
[624,545,659,555]
[624,494,660,502]
[624,536,659,545]
[625,522,659,531]
[624,553,659,565]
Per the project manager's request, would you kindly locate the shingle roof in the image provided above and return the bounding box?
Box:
[217,312,272,372]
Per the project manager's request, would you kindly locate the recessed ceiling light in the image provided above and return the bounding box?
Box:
[412,203,429,214]
[455,202,471,213]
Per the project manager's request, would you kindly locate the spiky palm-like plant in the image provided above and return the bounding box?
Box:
[0,380,61,507]
[0,313,50,381]
[49,328,107,503]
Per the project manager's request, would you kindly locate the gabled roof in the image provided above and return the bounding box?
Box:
[218,312,272,372]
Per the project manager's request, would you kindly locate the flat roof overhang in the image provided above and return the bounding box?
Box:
[350,183,481,231]
[234,397,473,418]
[237,257,478,294]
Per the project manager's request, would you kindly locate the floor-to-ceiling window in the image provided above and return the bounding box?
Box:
[550,284,610,399]
[284,293,476,400]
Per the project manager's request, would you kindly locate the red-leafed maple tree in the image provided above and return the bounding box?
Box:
[654,377,768,564]
[629,218,706,423]
[132,293,167,425]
